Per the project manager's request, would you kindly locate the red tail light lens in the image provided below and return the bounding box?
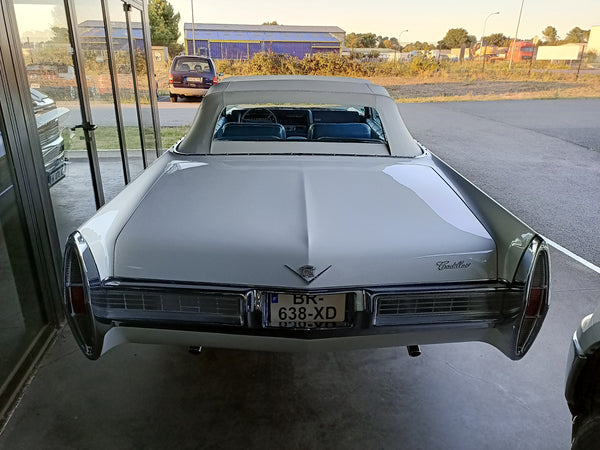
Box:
[525,288,544,316]
[516,242,550,356]
[70,285,86,315]
[168,73,173,84]
[65,245,87,315]
[64,233,102,359]
[213,76,218,84]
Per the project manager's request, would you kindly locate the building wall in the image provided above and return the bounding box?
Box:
[587,26,600,54]
[188,39,341,60]
[184,24,343,60]
[536,43,585,61]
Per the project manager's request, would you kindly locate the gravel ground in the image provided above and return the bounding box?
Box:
[381,80,579,99]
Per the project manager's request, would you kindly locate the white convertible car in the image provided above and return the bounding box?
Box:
[64,76,550,360]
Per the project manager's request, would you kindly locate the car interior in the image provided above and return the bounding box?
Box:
[213,105,387,143]
[174,60,212,73]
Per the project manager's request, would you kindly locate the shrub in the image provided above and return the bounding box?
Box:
[213,52,593,83]
[407,55,440,76]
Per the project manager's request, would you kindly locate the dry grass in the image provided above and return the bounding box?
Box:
[155,53,600,103]
[370,73,600,102]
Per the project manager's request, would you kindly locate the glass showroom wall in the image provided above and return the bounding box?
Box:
[0,102,50,421]
[1,0,159,419]
[0,1,62,418]
[13,0,160,242]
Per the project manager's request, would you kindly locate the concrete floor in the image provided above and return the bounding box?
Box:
[0,249,598,449]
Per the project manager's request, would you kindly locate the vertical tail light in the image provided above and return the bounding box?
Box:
[64,232,102,359]
[515,240,550,357]
[168,73,173,84]
[212,76,219,84]
[65,245,86,315]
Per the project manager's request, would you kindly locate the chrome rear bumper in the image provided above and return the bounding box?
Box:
[85,279,526,359]
[169,86,209,97]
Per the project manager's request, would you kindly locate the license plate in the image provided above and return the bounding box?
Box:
[48,165,66,186]
[269,293,346,328]
[186,77,203,82]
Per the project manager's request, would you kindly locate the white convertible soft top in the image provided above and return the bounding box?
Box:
[217,75,390,95]
[176,75,422,157]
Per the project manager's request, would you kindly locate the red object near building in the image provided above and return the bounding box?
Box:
[508,41,535,62]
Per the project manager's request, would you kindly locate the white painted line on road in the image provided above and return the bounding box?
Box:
[544,237,600,275]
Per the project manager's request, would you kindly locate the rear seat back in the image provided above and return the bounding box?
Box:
[219,123,286,141]
[307,123,372,141]
[311,110,360,123]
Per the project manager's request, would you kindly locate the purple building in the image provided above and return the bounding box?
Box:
[184,23,345,60]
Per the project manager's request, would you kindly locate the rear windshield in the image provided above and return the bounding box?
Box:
[173,58,213,73]
[212,103,387,144]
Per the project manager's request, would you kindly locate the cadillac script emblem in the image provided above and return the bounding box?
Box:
[285,264,332,284]
[436,260,472,271]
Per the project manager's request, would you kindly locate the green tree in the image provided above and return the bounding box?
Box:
[345,32,359,48]
[148,0,180,54]
[437,28,475,49]
[50,26,69,43]
[563,27,589,43]
[402,41,435,52]
[345,32,377,48]
[542,26,558,44]
[358,33,377,48]
[383,37,399,50]
[483,33,511,47]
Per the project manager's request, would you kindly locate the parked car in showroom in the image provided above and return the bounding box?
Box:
[566,303,600,449]
[64,75,550,360]
[30,88,69,186]
[168,55,219,102]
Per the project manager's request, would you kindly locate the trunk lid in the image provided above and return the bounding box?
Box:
[113,155,497,289]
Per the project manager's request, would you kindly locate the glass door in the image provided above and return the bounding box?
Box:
[13,0,104,242]
[0,98,47,403]
[104,0,160,180]
[129,3,160,166]
[70,0,130,203]
[13,0,161,242]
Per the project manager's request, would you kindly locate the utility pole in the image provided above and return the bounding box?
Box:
[509,0,525,70]
[190,0,195,55]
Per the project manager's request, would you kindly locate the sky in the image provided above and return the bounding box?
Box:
[12,0,599,45]
[169,0,599,43]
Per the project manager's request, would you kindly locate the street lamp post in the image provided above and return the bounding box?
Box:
[481,11,500,72]
[398,30,408,62]
[190,0,196,55]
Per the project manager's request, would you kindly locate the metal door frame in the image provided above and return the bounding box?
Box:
[67,0,163,199]
[101,0,132,184]
[127,0,162,158]
[123,0,148,169]
[64,0,106,208]
[102,0,162,180]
